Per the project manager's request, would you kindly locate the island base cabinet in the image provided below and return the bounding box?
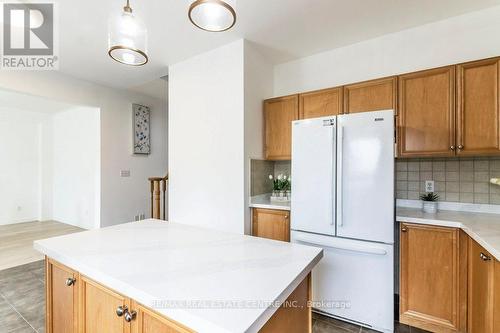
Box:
[46,257,312,333]
[46,259,78,333]
[399,223,467,333]
[79,276,131,333]
[259,273,312,333]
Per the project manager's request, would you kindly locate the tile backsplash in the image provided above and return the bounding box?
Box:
[250,160,292,196]
[396,157,500,204]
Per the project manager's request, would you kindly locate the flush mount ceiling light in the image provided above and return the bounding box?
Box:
[108,0,148,66]
[188,0,236,32]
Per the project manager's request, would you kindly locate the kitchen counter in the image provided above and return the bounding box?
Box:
[249,194,290,211]
[34,219,322,333]
[396,207,500,261]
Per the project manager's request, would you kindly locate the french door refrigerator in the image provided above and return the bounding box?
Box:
[291,110,395,333]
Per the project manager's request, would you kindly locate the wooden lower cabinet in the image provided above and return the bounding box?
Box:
[46,259,79,333]
[80,276,131,333]
[495,260,500,332]
[46,257,311,333]
[131,302,193,333]
[467,239,496,333]
[252,208,290,242]
[399,223,467,332]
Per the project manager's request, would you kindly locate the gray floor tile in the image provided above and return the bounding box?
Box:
[8,326,36,333]
[313,315,361,333]
[0,298,32,332]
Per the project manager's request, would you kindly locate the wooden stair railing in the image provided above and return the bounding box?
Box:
[148,174,168,220]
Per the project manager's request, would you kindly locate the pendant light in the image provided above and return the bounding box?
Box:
[108,0,148,66]
[188,0,236,32]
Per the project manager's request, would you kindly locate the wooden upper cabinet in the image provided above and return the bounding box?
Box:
[252,208,290,242]
[344,77,397,114]
[46,259,78,333]
[264,95,298,160]
[468,239,495,333]
[299,87,343,119]
[399,223,467,332]
[457,58,500,156]
[398,66,456,157]
[81,276,130,333]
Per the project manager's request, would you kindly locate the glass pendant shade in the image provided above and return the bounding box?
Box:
[188,0,236,32]
[108,2,148,66]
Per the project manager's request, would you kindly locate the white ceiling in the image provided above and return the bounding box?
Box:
[53,0,500,90]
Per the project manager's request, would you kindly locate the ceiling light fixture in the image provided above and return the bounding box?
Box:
[188,0,236,32]
[108,0,148,66]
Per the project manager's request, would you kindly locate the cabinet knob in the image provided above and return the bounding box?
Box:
[480,252,491,261]
[65,278,76,286]
[450,145,455,150]
[458,145,464,150]
[116,305,128,317]
[124,310,137,322]
[284,215,289,219]
[401,226,408,232]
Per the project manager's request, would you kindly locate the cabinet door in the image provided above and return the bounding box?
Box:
[495,260,500,332]
[399,223,466,332]
[46,259,78,333]
[457,58,500,155]
[468,239,495,333]
[299,87,343,119]
[344,77,397,114]
[252,208,290,242]
[131,302,193,333]
[80,276,131,333]
[264,95,299,160]
[398,67,456,157]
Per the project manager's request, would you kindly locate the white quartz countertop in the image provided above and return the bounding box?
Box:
[396,207,500,261]
[249,194,290,211]
[34,220,322,333]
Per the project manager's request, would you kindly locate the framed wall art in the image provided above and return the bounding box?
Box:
[133,104,150,154]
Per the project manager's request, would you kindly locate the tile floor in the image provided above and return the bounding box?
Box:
[0,261,45,332]
[0,261,428,333]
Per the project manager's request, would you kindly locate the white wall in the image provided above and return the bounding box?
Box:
[52,107,100,229]
[274,5,500,96]
[243,41,274,234]
[0,109,49,224]
[0,72,168,227]
[169,40,245,234]
[168,40,274,235]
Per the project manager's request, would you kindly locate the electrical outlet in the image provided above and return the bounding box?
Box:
[425,180,435,193]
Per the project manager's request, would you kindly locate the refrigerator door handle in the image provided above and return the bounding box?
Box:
[337,125,344,227]
[294,235,388,256]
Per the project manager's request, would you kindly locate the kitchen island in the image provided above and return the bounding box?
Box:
[34,219,322,333]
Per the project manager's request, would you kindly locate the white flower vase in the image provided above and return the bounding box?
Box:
[422,201,438,214]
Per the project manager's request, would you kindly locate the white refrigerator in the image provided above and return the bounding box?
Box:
[291,110,394,333]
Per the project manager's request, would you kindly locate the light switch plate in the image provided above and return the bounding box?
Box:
[425,180,435,193]
[120,170,131,177]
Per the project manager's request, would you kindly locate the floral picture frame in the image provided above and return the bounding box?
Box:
[133,104,150,154]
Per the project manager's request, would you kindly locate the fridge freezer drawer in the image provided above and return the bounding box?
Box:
[291,231,394,333]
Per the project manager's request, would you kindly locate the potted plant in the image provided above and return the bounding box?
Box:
[269,174,291,201]
[420,192,439,214]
